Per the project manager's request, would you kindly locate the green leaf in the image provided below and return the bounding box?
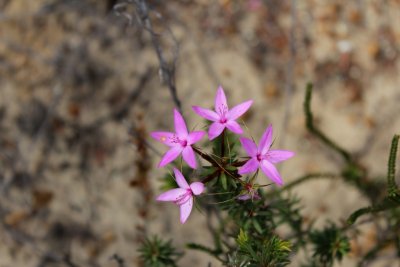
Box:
[220,173,227,190]
[236,229,249,247]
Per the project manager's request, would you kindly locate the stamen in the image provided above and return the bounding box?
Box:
[218,104,228,115]
[218,104,228,123]
[169,135,188,147]
[174,189,192,205]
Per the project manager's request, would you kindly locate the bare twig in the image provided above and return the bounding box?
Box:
[132,0,182,112]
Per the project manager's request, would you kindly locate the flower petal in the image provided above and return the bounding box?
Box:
[174,109,188,138]
[158,147,182,167]
[156,188,187,202]
[215,86,228,115]
[190,182,204,195]
[259,124,273,154]
[179,197,193,224]
[182,146,197,169]
[187,131,205,145]
[192,106,219,121]
[267,150,295,163]
[237,192,261,201]
[227,100,253,120]
[238,158,259,174]
[225,120,243,134]
[150,131,176,147]
[239,137,258,157]
[260,160,283,186]
[237,194,251,200]
[252,192,261,200]
[208,122,225,140]
[173,168,189,189]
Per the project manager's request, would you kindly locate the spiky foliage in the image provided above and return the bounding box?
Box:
[308,225,350,267]
[138,236,182,267]
[231,229,291,267]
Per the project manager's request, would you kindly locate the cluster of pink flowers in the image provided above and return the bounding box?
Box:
[151,86,294,223]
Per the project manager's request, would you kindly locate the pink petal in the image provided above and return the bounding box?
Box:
[238,158,259,174]
[158,147,182,167]
[260,160,283,186]
[190,182,204,195]
[267,150,295,163]
[150,131,176,147]
[215,86,228,115]
[192,106,219,121]
[239,137,258,157]
[208,122,226,140]
[179,197,193,224]
[187,131,205,145]
[227,100,253,120]
[225,120,243,134]
[156,188,187,201]
[173,109,188,138]
[252,193,261,200]
[182,146,197,169]
[259,124,273,154]
[237,194,251,200]
[173,168,189,189]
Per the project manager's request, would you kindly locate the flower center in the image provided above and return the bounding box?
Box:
[220,117,227,123]
[174,189,192,205]
[245,183,253,191]
[256,153,263,162]
[170,135,188,147]
[180,139,188,147]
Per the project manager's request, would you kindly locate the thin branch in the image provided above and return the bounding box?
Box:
[193,146,220,168]
[279,172,338,193]
[133,0,182,112]
[304,83,352,163]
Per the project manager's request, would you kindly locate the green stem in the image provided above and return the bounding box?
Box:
[347,197,399,225]
[304,83,352,163]
[387,134,400,198]
[221,129,225,159]
[280,173,338,193]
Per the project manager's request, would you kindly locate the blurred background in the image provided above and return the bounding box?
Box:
[0,0,399,266]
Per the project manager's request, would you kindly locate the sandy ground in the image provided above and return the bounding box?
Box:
[0,0,399,266]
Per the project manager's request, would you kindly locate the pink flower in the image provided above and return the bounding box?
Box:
[192,86,253,140]
[151,109,205,169]
[156,168,204,224]
[239,125,295,186]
